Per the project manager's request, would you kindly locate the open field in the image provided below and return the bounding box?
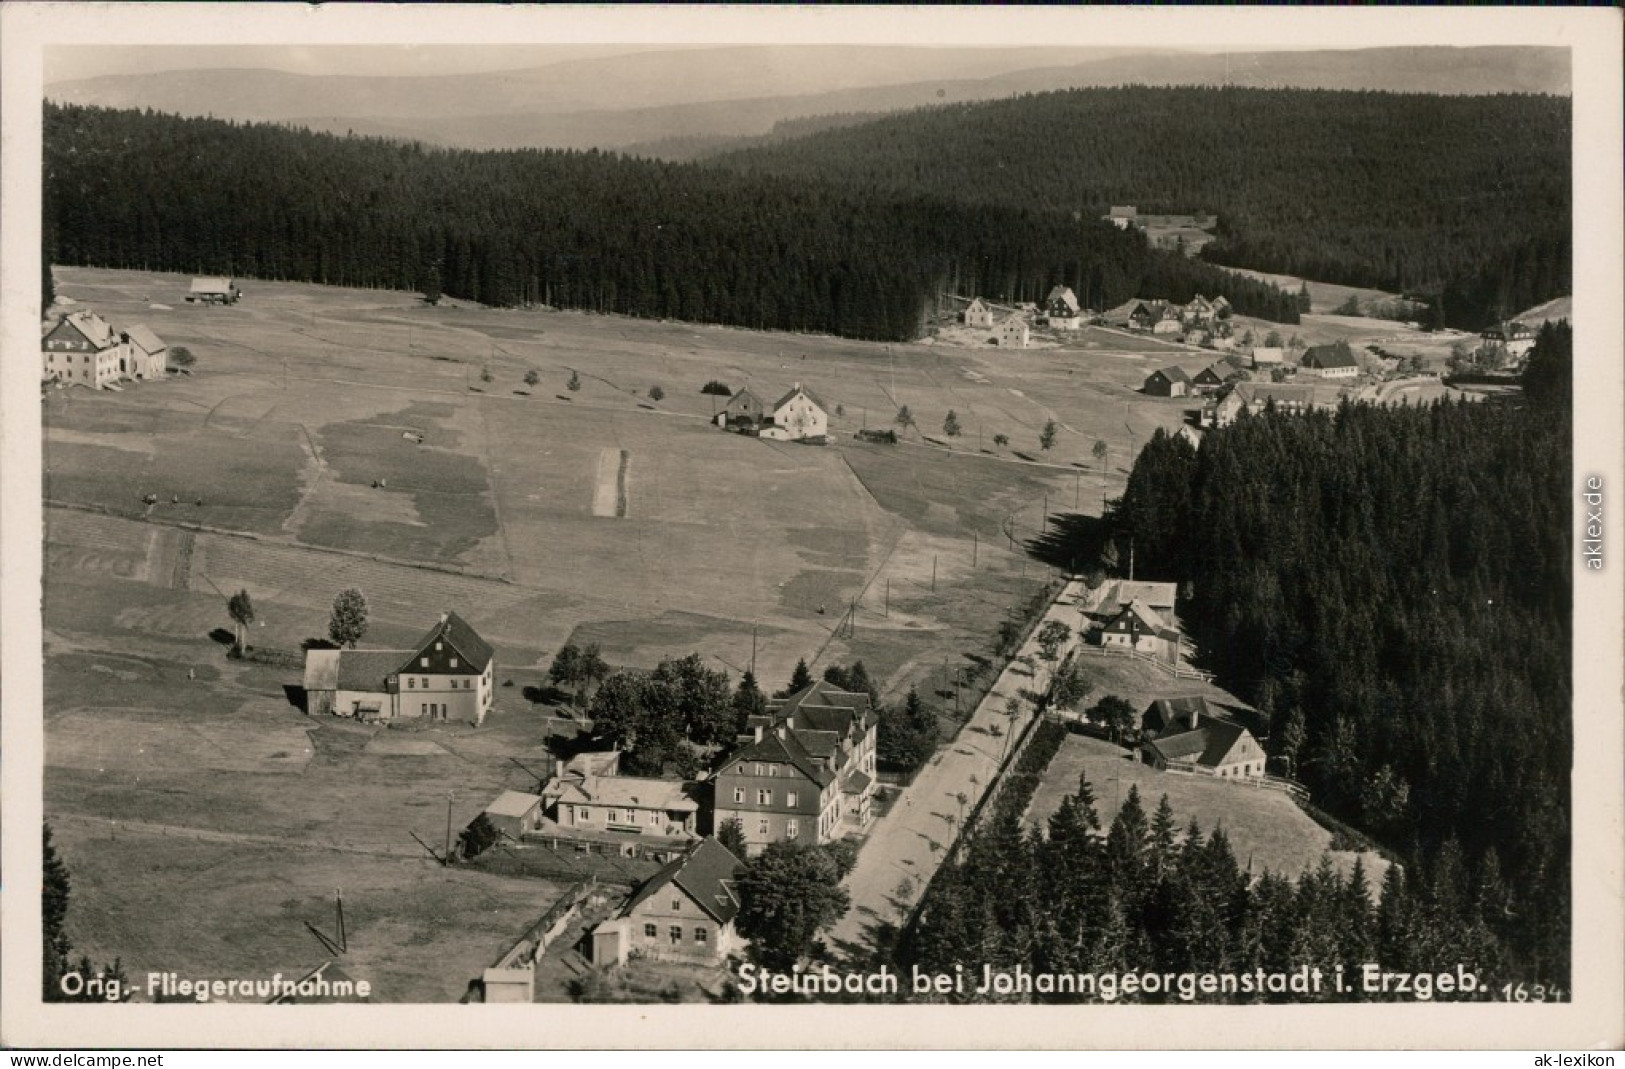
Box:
[41,266,1243,998]
[1027,734,1389,887]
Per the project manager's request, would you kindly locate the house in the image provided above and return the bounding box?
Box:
[716,386,766,430]
[714,679,878,854]
[1044,286,1082,329]
[1141,696,1217,739]
[1480,320,1538,358]
[482,791,545,839]
[1299,345,1360,379]
[996,314,1030,348]
[1104,206,1139,230]
[1127,301,1166,331]
[1251,346,1285,369]
[1208,382,1318,427]
[40,311,128,388]
[1143,366,1192,398]
[1143,713,1266,780]
[963,298,995,329]
[591,837,744,967]
[759,382,828,441]
[1183,329,1211,348]
[187,277,241,304]
[1191,363,1228,395]
[1152,307,1184,335]
[124,325,168,380]
[1097,599,1179,658]
[1184,295,1216,325]
[300,610,495,726]
[544,773,699,840]
[1211,296,1232,318]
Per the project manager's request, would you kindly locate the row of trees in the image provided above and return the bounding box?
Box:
[43,103,1300,344]
[902,774,1524,1002]
[1095,323,1573,984]
[711,86,1571,329]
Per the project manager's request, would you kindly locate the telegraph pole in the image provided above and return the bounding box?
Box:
[972,530,978,569]
[750,625,758,678]
[444,794,454,864]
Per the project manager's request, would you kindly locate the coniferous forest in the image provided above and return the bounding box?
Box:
[41,103,1300,342]
[709,86,1571,329]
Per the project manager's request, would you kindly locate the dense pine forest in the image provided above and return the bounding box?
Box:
[41,103,1298,341]
[709,86,1571,329]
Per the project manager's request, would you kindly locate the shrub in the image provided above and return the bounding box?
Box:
[649,385,665,402]
[700,380,731,396]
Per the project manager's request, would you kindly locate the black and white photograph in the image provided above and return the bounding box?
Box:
[2,3,1620,1052]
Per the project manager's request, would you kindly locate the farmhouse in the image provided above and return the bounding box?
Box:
[759,382,828,442]
[714,679,878,854]
[1142,702,1266,780]
[1206,382,1318,427]
[1104,206,1138,229]
[1098,580,1178,616]
[544,772,699,840]
[1300,344,1360,379]
[963,297,995,329]
[996,314,1030,348]
[1191,363,1229,395]
[188,276,241,304]
[1152,307,1183,336]
[300,610,495,726]
[1480,320,1538,358]
[1097,599,1179,658]
[41,311,127,388]
[124,325,168,379]
[1126,301,1165,331]
[1143,366,1192,398]
[1251,346,1285,368]
[1044,286,1082,330]
[591,837,744,967]
[482,790,545,839]
[716,386,766,430]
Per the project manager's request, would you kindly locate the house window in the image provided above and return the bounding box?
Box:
[421,657,429,668]
[733,787,745,804]
[607,810,622,824]
[786,819,799,839]
[695,927,708,945]
[450,657,458,668]
[786,792,798,808]
[407,678,415,689]
[436,642,443,651]
[669,926,682,945]
[758,819,770,838]
[649,811,661,826]
[756,789,771,806]
[644,924,657,939]
[575,807,590,822]
[754,764,765,777]
[767,764,778,777]
[671,899,682,912]
[420,703,426,715]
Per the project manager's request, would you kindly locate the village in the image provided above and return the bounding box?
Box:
[38,260,1546,1004]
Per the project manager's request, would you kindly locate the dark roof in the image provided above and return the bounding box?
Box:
[842,769,873,795]
[1151,366,1192,385]
[622,837,744,925]
[1301,345,1358,369]
[771,383,828,415]
[1046,286,1080,314]
[725,729,832,787]
[1147,721,1257,768]
[769,680,873,731]
[411,611,494,671]
[1143,696,1215,735]
[724,387,764,412]
[336,649,412,692]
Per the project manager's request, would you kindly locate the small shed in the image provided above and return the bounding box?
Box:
[1143,366,1192,398]
[483,791,544,839]
[188,277,241,304]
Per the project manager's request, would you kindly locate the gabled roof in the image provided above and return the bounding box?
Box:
[125,325,166,354]
[484,790,543,818]
[1143,695,1215,735]
[1150,365,1192,385]
[191,277,235,292]
[335,649,411,692]
[1046,286,1080,314]
[1234,382,1316,407]
[1104,599,1177,640]
[1108,206,1138,220]
[770,383,828,415]
[555,775,697,813]
[410,611,494,671]
[724,728,832,787]
[1000,313,1028,329]
[1301,345,1358,369]
[621,837,744,925]
[724,387,764,412]
[50,311,120,350]
[1147,720,1260,769]
[842,769,872,795]
[965,297,989,311]
[768,679,873,733]
[1106,580,1178,611]
[1251,347,1285,363]
[1193,363,1227,384]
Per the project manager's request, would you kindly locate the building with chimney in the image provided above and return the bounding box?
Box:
[300,610,495,725]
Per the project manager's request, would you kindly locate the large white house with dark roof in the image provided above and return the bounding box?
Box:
[301,610,495,725]
[759,382,829,441]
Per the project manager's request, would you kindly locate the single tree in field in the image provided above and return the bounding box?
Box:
[480,366,493,384]
[168,346,196,369]
[523,368,539,387]
[328,588,369,649]
[420,261,442,306]
[717,818,748,859]
[567,369,581,392]
[894,405,915,433]
[648,385,665,402]
[1039,419,1058,451]
[992,433,1009,447]
[1092,439,1109,468]
[549,642,582,705]
[226,589,255,653]
[733,840,852,971]
[943,410,961,437]
[1264,329,1283,349]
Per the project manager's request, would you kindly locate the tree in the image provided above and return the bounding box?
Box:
[1036,620,1072,665]
[169,346,196,369]
[226,589,255,652]
[1089,694,1137,743]
[577,643,610,703]
[648,653,734,746]
[480,366,493,383]
[1047,656,1093,713]
[43,824,71,1000]
[822,661,878,705]
[701,380,731,396]
[732,669,768,732]
[733,840,852,971]
[458,813,499,860]
[1334,294,1362,316]
[943,410,962,437]
[992,433,1010,447]
[785,658,813,696]
[420,260,442,306]
[1100,538,1120,574]
[523,368,539,387]
[894,405,916,433]
[328,588,369,649]
[649,385,665,401]
[717,818,748,859]
[549,642,582,705]
[567,369,581,392]
[1093,440,1109,467]
[1264,330,1283,349]
[1039,419,1058,451]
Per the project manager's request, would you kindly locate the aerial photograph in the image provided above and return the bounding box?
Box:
[32,23,1579,1016]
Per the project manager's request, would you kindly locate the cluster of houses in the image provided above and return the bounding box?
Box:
[1110,294,1236,349]
[1143,342,1366,431]
[40,310,169,389]
[960,297,1035,349]
[715,382,830,442]
[1101,206,1219,257]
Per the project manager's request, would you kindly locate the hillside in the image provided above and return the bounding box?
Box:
[707,86,1571,330]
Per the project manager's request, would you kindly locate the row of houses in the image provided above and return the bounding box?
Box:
[715,382,830,441]
[41,311,169,389]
